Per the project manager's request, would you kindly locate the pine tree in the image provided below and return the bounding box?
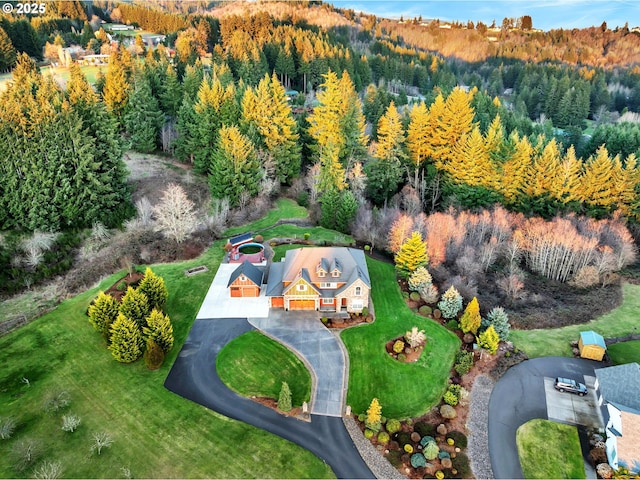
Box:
[437,285,463,319]
[483,307,510,341]
[159,64,182,118]
[109,313,145,363]
[374,101,406,162]
[209,125,261,206]
[119,287,150,330]
[0,26,16,71]
[102,50,131,124]
[144,337,165,370]
[143,309,174,353]
[365,398,382,432]
[137,268,168,312]
[124,76,164,153]
[459,297,481,334]
[335,190,358,234]
[394,231,429,279]
[241,73,300,184]
[277,382,292,412]
[477,324,500,354]
[319,188,340,230]
[364,158,403,207]
[319,143,347,192]
[88,292,119,342]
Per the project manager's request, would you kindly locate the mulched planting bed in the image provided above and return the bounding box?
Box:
[104,271,144,302]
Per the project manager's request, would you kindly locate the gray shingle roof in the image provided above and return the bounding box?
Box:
[595,363,640,413]
[227,260,264,288]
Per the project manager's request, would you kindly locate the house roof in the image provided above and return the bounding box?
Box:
[282,268,320,295]
[581,331,606,349]
[227,260,264,288]
[595,363,640,413]
[617,410,640,473]
[228,233,253,247]
[266,247,370,297]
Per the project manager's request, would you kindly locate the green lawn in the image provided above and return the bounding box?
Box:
[261,225,353,245]
[341,257,460,419]
[510,283,640,358]
[217,331,311,406]
[516,419,585,479]
[0,242,333,478]
[607,340,640,365]
[224,198,308,236]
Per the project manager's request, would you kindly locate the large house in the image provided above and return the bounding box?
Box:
[594,362,640,474]
[263,247,370,313]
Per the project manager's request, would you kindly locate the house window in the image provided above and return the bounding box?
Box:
[321,298,333,305]
[297,284,306,292]
[320,282,334,288]
[352,300,363,309]
[331,270,340,277]
[318,271,325,277]
[354,286,361,296]
[240,275,246,281]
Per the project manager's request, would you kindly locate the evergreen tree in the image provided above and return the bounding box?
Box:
[482,307,510,341]
[435,88,476,170]
[109,313,145,363]
[102,50,131,125]
[159,64,182,117]
[138,268,168,312]
[319,143,346,192]
[319,188,340,230]
[437,285,463,319]
[364,158,403,207]
[335,190,358,234]
[499,132,532,205]
[394,231,429,279]
[477,325,500,354]
[143,309,174,353]
[459,297,481,334]
[374,102,406,163]
[407,99,440,186]
[277,382,292,412]
[365,398,382,432]
[119,287,150,330]
[80,22,94,48]
[447,126,496,189]
[124,76,164,153]
[241,73,300,184]
[209,125,261,206]
[144,337,165,370]
[579,145,616,215]
[0,26,16,71]
[88,292,119,342]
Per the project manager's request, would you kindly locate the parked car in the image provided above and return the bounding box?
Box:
[554,377,587,396]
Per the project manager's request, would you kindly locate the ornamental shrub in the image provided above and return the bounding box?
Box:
[143,309,174,353]
[409,291,420,301]
[423,440,439,460]
[394,231,429,278]
[88,291,119,342]
[387,450,403,467]
[459,297,481,334]
[410,453,427,468]
[438,286,463,319]
[393,340,405,354]
[419,283,439,304]
[443,390,458,406]
[304,232,310,240]
[109,313,144,363]
[408,266,433,291]
[419,435,435,447]
[143,338,165,370]
[477,325,500,354]
[446,320,459,330]
[119,286,150,329]
[404,444,414,454]
[386,418,401,434]
[137,268,169,312]
[446,431,468,449]
[435,471,444,480]
[361,307,369,316]
[419,305,432,316]
[405,327,426,348]
[364,429,374,439]
[366,398,382,432]
[278,382,292,412]
[397,353,406,362]
[396,431,412,446]
[454,350,474,376]
[483,306,511,341]
[414,422,436,437]
[440,404,457,419]
[451,453,471,477]
[377,431,390,444]
[438,450,451,459]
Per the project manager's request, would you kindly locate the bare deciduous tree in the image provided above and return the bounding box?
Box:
[304,163,322,203]
[91,432,113,455]
[152,184,197,244]
[34,460,63,480]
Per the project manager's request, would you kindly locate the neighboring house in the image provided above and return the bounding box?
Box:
[265,247,370,312]
[595,363,640,473]
[227,261,263,298]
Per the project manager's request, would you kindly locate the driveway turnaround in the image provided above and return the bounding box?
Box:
[164,318,374,479]
[250,311,346,416]
[489,357,604,479]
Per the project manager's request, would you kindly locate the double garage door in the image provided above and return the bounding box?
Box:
[230,286,259,297]
[289,299,316,310]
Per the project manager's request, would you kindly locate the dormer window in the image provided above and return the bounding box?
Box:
[355,286,361,296]
[297,284,306,292]
[318,270,326,278]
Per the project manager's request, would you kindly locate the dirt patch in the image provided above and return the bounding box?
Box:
[103,271,145,302]
[250,396,305,419]
[385,336,425,363]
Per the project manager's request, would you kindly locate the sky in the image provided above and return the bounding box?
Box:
[329,0,640,31]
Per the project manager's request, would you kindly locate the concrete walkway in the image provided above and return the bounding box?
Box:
[250,311,347,416]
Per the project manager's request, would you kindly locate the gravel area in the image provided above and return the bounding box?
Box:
[467,374,496,480]
[343,416,406,479]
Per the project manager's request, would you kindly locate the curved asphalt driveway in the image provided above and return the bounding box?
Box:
[164,317,374,479]
[489,357,604,479]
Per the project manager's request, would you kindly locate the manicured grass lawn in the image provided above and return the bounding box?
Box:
[516,419,585,479]
[261,225,353,245]
[224,198,308,236]
[510,283,640,358]
[607,340,640,365]
[217,331,311,406]
[0,242,334,478]
[341,257,460,418]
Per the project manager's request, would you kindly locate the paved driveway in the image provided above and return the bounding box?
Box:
[196,264,270,319]
[489,357,604,479]
[164,318,373,479]
[250,311,347,416]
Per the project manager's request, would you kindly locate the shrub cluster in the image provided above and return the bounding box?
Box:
[443,384,462,406]
[438,286,463,319]
[454,350,474,376]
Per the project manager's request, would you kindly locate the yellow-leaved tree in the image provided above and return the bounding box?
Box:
[394,231,429,279]
[374,101,406,163]
[365,397,382,432]
[459,297,481,334]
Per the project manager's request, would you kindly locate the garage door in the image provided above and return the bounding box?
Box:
[231,287,258,297]
[271,297,284,308]
[230,287,242,297]
[289,299,316,310]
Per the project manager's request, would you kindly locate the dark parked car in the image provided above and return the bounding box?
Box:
[554,377,587,396]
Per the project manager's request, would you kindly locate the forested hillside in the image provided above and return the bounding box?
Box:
[1,0,639,304]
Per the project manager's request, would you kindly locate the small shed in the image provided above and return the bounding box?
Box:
[579,331,607,361]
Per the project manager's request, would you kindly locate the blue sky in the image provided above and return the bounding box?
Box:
[329,0,640,31]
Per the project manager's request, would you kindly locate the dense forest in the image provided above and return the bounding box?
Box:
[1,0,640,299]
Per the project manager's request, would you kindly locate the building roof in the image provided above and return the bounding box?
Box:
[617,410,640,473]
[596,363,640,413]
[581,331,606,349]
[229,233,253,246]
[227,261,264,288]
[266,247,370,297]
